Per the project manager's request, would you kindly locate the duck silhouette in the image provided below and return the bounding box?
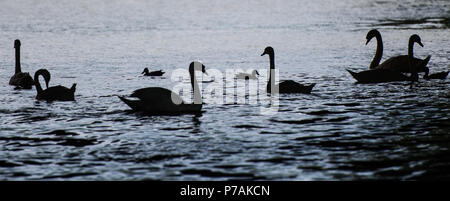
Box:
[142,68,165,76]
[236,70,259,80]
[424,71,448,80]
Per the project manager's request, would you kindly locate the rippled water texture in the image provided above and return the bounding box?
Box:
[0,0,449,180]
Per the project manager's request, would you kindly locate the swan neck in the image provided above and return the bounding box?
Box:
[267,52,275,93]
[408,40,415,71]
[269,52,275,69]
[408,40,414,60]
[190,69,202,104]
[370,34,383,69]
[15,46,21,74]
[408,39,417,82]
[34,72,43,94]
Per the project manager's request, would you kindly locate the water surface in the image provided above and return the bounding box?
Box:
[0,0,449,180]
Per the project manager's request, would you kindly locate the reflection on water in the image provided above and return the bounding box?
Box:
[0,0,449,180]
[375,17,450,29]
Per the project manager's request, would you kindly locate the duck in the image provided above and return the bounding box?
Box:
[261,46,315,94]
[347,34,426,84]
[365,29,431,74]
[9,39,34,89]
[119,61,207,114]
[34,69,76,101]
[236,70,259,80]
[424,71,449,80]
[142,68,165,76]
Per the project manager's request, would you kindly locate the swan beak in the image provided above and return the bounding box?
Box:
[418,41,424,47]
[201,65,208,75]
[255,71,260,76]
[365,39,370,45]
[261,52,266,56]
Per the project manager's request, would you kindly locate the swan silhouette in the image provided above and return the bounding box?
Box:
[9,40,34,89]
[119,61,207,114]
[261,46,315,94]
[142,68,165,76]
[34,69,76,101]
[236,70,259,80]
[366,29,431,74]
[347,34,426,84]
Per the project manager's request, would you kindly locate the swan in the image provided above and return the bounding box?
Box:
[119,61,207,114]
[347,34,426,84]
[236,70,259,79]
[366,29,431,74]
[34,69,76,101]
[142,68,165,76]
[9,40,34,89]
[261,46,315,94]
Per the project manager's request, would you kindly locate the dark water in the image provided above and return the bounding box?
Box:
[0,0,449,180]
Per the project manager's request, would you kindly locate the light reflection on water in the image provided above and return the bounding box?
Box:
[0,0,449,180]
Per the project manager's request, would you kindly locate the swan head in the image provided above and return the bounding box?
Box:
[189,61,207,75]
[365,29,380,45]
[261,46,274,56]
[35,69,51,88]
[253,70,260,76]
[410,34,423,47]
[142,68,149,74]
[14,39,21,48]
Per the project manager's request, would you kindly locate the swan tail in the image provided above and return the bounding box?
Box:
[118,96,141,111]
[413,55,431,70]
[70,83,77,93]
[423,55,431,63]
[307,83,316,93]
[299,83,315,94]
[346,69,359,81]
[118,96,130,104]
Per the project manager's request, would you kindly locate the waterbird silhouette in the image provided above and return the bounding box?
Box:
[120,61,207,114]
[34,69,76,101]
[347,34,426,84]
[424,71,448,80]
[366,29,430,74]
[142,68,165,76]
[261,46,315,94]
[236,70,259,80]
[9,40,34,89]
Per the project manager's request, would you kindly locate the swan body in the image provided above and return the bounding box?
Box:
[346,69,409,83]
[375,55,431,75]
[261,46,315,94]
[9,40,34,89]
[366,29,431,73]
[142,68,165,76]
[348,34,425,84]
[34,69,76,101]
[10,73,34,89]
[236,70,259,79]
[120,61,206,114]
